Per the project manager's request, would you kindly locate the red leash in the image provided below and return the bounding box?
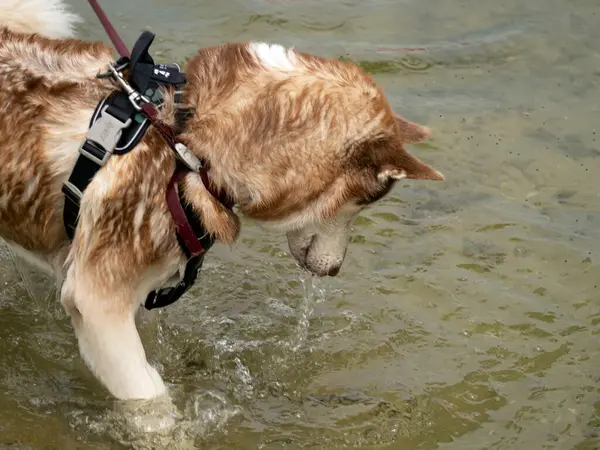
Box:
[87,0,130,58]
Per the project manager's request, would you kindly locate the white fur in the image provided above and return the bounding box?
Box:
[286,203,361,276]
[60,258,183,401]
[249,42,298,71]
[0,0,81,38]
[133,201,146,253]
[45,109,96,183]
[4,240,70,290]
[378,168,407,183]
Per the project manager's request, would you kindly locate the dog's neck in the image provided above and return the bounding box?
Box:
[173,105,238,203]
[173,102,255,208]
[169,99,242,244]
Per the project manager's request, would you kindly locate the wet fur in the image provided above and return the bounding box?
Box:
[0,0,443,401]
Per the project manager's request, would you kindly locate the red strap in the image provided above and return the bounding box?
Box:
[140,103,179,148]
[87,0,130,58]
[166,169,206,257]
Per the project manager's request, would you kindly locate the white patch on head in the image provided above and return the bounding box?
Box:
[0,0,82,38]
[249,42,298,71]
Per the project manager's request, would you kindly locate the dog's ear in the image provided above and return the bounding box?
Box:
[394,114,431,144]
[377,146,444,182]
[379,115,442,181]
[378,160,444,182]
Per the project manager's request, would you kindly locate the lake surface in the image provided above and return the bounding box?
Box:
[1,0,599,448]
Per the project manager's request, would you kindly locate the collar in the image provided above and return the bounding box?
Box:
[144,164,217,310]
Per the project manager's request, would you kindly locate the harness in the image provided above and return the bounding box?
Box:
[62,30,229,310]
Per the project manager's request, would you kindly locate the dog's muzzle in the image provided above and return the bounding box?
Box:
[286,229,348,277]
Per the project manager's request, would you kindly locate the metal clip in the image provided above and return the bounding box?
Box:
[105,63,151,111]
[174,142,203,172]
[83,107,132,165]
[96,60,129,79]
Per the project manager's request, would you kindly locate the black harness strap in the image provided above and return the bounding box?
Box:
[62,92,134,239]
[62,85,165,240]
[62,31,211,311]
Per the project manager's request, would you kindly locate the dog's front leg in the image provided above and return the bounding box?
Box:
[61,269,167,401]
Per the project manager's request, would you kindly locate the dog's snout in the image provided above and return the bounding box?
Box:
[304,262,343,277]
[310,268,338,277]
[286,222,350,278]
[327,266,340,277]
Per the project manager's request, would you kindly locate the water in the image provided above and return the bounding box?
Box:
[1,0,599,448]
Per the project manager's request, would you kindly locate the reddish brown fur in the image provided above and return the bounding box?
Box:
[0,14,443,402]
[178,44,442,227]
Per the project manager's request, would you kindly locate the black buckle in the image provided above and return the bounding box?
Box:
[144,254,203,310]
[144,280,191,310]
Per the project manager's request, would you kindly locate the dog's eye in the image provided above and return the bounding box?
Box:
[356,178,395,206]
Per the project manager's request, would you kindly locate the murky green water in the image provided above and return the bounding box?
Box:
[1,0,599,448]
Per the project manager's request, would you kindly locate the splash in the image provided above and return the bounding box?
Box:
[289,274,326,351]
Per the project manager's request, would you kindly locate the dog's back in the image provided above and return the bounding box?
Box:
[0,1,114,256]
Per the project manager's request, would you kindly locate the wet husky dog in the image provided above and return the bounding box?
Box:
[0,0,443,401]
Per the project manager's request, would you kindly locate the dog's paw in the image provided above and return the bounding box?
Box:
[125,410,177,434]
[114,395,180,435]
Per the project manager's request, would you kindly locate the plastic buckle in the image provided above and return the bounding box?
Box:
[82,106,132,165]
[62,181,84,204]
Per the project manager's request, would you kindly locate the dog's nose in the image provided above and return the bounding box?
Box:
[326,266,341,277]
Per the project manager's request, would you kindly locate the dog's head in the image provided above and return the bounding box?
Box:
[282,114,443,277]
[179,43,443,277]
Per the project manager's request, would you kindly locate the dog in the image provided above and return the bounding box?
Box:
[0,0,443,402]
